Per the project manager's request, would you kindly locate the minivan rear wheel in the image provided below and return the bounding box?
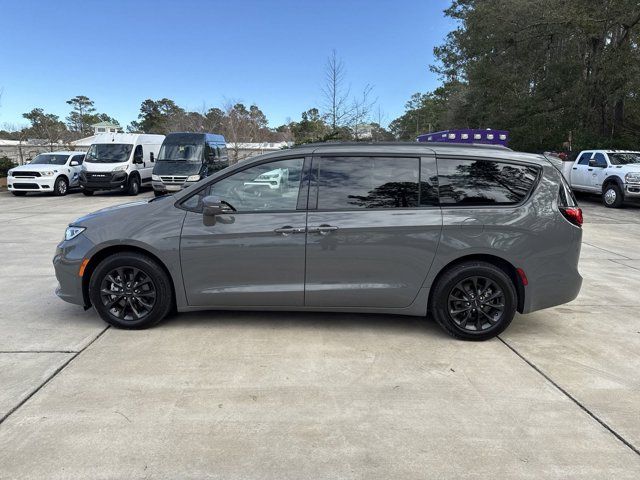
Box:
[430,261,516,341]
[89,252,173,329]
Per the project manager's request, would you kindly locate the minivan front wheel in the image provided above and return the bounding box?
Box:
[88,252,173,329]
[430,261,516,340]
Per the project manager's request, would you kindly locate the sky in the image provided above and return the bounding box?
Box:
[0,0,455,130]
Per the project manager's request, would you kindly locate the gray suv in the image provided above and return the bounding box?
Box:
[53,143,583,340]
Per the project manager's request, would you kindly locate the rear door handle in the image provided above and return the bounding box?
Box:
[308,224,339,235]
[274,226,306,235]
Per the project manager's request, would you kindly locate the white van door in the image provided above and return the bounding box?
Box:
[132,144,153,183]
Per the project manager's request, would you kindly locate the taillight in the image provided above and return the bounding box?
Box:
[560,207,583,227]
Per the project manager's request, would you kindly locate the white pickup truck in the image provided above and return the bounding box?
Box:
[568,150,640,208]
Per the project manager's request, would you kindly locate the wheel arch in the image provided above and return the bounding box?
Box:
[81,244,176,309]
[602,175,623,191]
[427,253,525,314]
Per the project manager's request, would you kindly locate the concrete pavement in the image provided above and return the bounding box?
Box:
[0,188,639,479]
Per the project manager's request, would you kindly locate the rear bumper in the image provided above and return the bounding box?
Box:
[8,176,56,191]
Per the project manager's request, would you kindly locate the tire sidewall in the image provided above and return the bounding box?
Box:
[89,253,172,329]
[54,176,68,196]
[128,175,140,195]
[432,262,517,340]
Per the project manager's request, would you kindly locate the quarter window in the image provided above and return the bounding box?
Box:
[317,157,420,210]
[438,159,539,206]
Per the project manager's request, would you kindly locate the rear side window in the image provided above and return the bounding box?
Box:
[317,157,419,210]
[577,152,592,165]
[438,159,539,206]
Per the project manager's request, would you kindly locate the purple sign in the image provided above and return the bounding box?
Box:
[417,129,509,146]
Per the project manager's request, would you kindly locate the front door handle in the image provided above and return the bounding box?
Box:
[308,224,339,235]
[274,226,306,235]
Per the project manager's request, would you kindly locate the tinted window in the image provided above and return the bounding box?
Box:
[592,153,607,167]
[317,157,419,210]
[30,154,69,165]
[438,159,539,206]
[73,155,84,164]
[577,153,592,165]
[420,157,438,206]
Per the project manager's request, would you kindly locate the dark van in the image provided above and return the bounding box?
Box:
[152,133,228,196]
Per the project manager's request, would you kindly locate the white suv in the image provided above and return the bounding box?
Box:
[569,150,640,207]
[7,151,85,197]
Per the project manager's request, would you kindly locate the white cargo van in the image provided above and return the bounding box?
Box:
[79,133,165,195]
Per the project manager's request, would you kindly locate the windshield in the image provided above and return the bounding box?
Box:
[30,154,69,165]
[608,152,640,165]
[157,143,204,162]
[85,144,133,163]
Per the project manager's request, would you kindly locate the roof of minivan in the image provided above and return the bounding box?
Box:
[238,142,551,167]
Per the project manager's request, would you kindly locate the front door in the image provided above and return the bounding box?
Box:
[304,156,442,308]
[180,157,308,307]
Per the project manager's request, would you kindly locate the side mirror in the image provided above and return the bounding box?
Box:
[202,195,235,226]
[202,195,226,217]
[69,160,79,167]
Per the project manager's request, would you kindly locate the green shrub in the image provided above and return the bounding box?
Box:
[0,156,16,177]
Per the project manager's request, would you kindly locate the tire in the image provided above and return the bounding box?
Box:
[430,261,517,341]
[11,191,27,196]
[127,175,140,196]
[82,189,94,196]
[602,183,623,208]
[53,176,68,196]
[88,252,173,329]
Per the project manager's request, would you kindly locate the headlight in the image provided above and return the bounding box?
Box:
[625,173,640,184]
[41,171,54,177]
[112,165,128,172]
[7,170,13,177]
[186,174,201,182]
[152,174,161,181]
[64,226,85,241]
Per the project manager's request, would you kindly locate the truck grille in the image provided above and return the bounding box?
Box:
[83,172,113,184]
[12,171,41,178]
[160,176,188,184]
[13,183,40,189]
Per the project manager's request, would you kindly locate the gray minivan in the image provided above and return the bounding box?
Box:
[53,143,583,340]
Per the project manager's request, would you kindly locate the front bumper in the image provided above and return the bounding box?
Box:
[625,183,640,197]
[53,235,95,307]
[8,175,56,192]
[80,171,128,191]
[152,180,197,193]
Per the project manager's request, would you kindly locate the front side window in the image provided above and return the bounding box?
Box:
[317,157,420,210]
[85,144,133,163]
[438,159,539,206]
[592,153,607,167]
[72,155,84,164]
[202,158,304,212]
[30,154,69,165]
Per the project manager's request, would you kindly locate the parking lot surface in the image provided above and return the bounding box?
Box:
[1,188,639,479]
